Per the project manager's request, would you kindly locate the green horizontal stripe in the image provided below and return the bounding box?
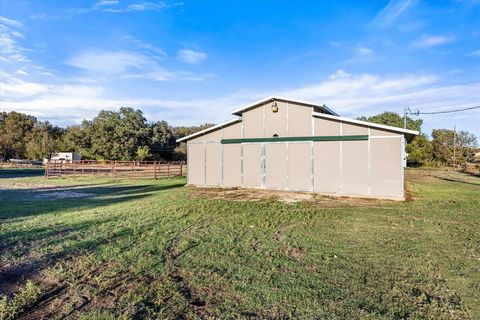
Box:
[221,135,368,144]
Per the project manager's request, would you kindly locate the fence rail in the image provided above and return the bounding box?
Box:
[45,160,184,180]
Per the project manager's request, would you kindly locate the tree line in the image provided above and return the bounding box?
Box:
[1,108,478,165]
[0,108,213,161]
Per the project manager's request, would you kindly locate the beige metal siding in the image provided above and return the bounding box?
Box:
[242,144,262,188]
[314,117,341,136]
[370,128,398,136]
[189,135,205,144]
[370,137,402,197]
[341,140,368,195]
[243,105,264,138]
[288,104,312,136]
[223,144,241,187]
[342,123,368,135]
[314,141,340,193]
[265,101,288,138]
[187,143,205,185]
[204,129,222,142]
[265,143,287,189]
[205,143,222,186]
[223,122,242,139]
[288,143,312,191]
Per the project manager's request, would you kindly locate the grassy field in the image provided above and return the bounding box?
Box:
[0,168,479,319]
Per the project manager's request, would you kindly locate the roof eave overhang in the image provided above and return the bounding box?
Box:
[312,112,420,138]
[176,118,242,143]
[231,96,339,116]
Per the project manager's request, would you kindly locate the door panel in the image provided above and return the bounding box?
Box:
[265,143,287,189]
[288,143,312,191]
[242,144,262,188]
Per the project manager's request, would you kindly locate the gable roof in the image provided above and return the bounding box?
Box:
[230,95,339,116]
[176,96,419,142]
[176,118,241,143]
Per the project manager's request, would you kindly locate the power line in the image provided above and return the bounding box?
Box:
[415,105,480,115]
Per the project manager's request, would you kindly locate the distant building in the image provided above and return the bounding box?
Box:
[45,152,81,163]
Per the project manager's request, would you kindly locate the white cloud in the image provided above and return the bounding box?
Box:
[370,0,417,28]
[0,17,30,63]
[0,16,23,29]
[66,1,183,15]
[16,69,28,75]
[177,49,207,64]
[2,69,479,137]
[0,72,49,98]
[466,49,480,56]
[329,69,351,79]
[96,0,119,6]
[413,35,455,48]
[356,46,374,56]
[343,46,376,64]
[65,50,200,81]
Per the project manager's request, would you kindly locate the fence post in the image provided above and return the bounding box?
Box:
[111,161,115,181]
[73,161,76,178]
[180,162,183,177]
[45,161,48,179]
[154,161,157,179]
[167,163,170,177]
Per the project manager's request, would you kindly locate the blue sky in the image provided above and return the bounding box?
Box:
[1,0,479,137]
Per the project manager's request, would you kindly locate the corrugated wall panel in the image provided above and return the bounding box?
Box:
[265,143,287,189]
[370,137,402,198]
[314,117,341,136]
[242,144,262,188]
[223,144,242,187]
[243,106,264,138]
[288,104,312,136]
[265,101,288,138]
[288,143,312,191]
[204,129,222,142]
[187,143,205,185]
[223,122,242,139]
[205,143,222,186]
[342,123,368,135]
[314,141,340,193]
[341,140,368,195]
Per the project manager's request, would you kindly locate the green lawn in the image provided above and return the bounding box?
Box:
[0,168,479,319]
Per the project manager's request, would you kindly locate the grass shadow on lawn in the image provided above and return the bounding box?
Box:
[0,182,185,220]
[0,168,45,179]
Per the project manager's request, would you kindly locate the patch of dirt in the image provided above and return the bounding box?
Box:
[189,187,313,203]
[190,186,394,206]
[283,246,307,262]
[0,182,54,190]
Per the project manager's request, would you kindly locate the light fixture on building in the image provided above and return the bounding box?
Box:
[271,101,278,113]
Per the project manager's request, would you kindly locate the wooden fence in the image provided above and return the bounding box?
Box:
[464,162,480,176]
[45,160,184,180]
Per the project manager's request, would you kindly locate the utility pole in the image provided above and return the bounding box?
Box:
[453,124,456,169]
[404,107,407,129]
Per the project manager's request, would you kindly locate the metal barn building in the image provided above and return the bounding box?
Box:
[178,96,418,200]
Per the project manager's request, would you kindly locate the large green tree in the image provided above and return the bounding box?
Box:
[149,120,176,160]
[406,133,433,166]
[357,112,423,132]
[172,123,214,160]
[431,129,478,165]
[0,111,37,159]
[26,121,63,160]
[85,108,150,160]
